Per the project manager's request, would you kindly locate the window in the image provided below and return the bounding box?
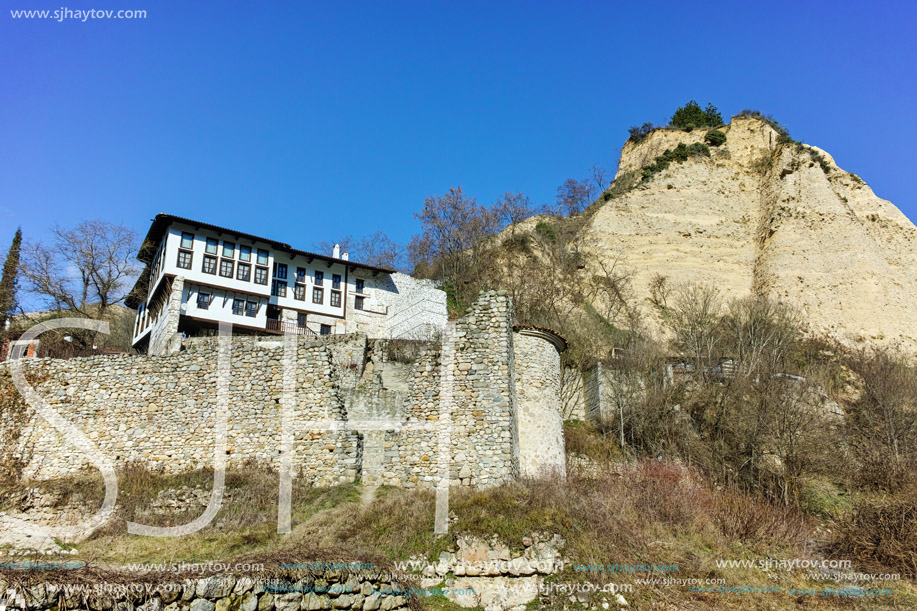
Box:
[314,270,324,286]
[232,299,244,315]
[273,262,288,279]
[312,287,324,304]
[205,238,218,255]
[245,301,258,317]
[180,232,194,249]
[330,290,341,307]
[254,266,268,285]
[222,242,235,258]
[239,245,251,262]
[293,284,305,300]
[332,274,341,289]
[354,296,365,311]
[257,249,269,265]
[355,278,365,293]
[219,259,234,278]
[203,255,217,274]
[177,250,192,269]
[272,280,287,297]
[296,267,307,283]
[237,263,251,282]
[297,312,307,328]
[320,324,331,336]
[197,292,211,310]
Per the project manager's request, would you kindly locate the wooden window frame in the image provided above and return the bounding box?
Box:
[219,259,234,278]
[176,249,193,269]
[203,255,217,275]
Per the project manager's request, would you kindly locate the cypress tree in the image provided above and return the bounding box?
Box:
[0,227,23,337]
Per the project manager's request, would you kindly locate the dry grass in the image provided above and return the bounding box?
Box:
[5,459,917,610]
[830,486,917,578]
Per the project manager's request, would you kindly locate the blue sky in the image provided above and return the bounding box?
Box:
[2,0,916,262]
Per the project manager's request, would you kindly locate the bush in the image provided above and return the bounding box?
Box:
[688,142,710,157]
[534,220,557,242]
[638,142,710,184]
[831,488,917,577]
[627,122,656,143]
[704,129,727,146]
[670,101,722,130]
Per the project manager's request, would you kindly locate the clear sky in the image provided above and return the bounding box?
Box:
[2,0,916,260]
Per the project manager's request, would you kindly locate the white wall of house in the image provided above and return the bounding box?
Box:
[132,219,447,350]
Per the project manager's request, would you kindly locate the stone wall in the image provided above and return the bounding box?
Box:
[346,273,447,340]
[149,277,184,356]
[3,336,359,485]
[1,292,549,490]
[512,328,565,478]
[0,572,412,611]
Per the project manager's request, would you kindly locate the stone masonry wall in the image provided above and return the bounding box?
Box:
[149,277,184,356]
[0,572,413,611]
[3,336,359,485]
[512,330,565,478]
[1,293,533,490]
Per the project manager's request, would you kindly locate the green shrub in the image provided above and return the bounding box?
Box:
[638,142,709,184]
[628,122,656,143]
[688,142,710,157]
[670,101,722,130]
[704,130,727,147]
[534,220,557,242]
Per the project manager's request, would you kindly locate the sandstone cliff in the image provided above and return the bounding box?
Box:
[579,115,917,350]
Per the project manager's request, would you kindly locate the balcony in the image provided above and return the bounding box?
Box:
[265,319,316,336]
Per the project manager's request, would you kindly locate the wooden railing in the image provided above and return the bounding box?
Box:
[265,319,316,336]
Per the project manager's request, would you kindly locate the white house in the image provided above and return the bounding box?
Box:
[126,214,447,355]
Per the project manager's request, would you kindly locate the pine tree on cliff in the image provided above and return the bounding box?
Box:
[0,227,23,340]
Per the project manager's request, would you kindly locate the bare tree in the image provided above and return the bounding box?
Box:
[355,232,404,270]
[312,235,356,257]
[554,165,610,216]
[847,348,917,490]
[408,186,498,292]
[652,280,724,382]
[494,192,535,238]
[555,178,594,216]
[21,220,140,320]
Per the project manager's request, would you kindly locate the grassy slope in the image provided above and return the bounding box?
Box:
[2,430,916,610]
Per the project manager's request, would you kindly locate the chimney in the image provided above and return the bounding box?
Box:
[332,244,341,259]
[342,252,349,261]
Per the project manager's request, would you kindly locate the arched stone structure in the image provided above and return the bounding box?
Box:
[512,324,566,479]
